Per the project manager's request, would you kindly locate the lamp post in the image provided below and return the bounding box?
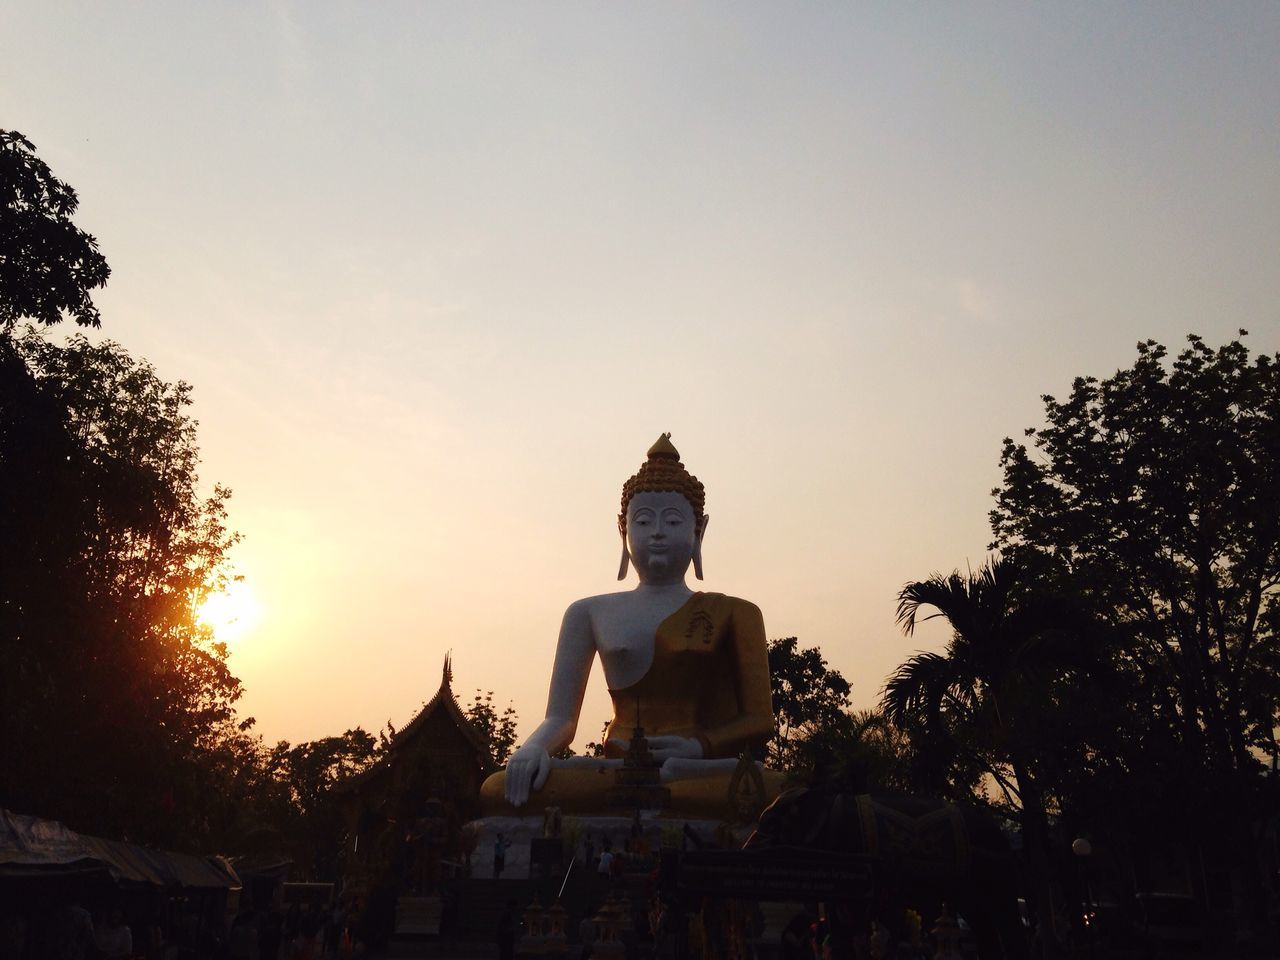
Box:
[1072,837,1096,960]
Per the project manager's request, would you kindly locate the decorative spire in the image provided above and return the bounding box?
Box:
[442,653,453,689]
[646,432,680,461]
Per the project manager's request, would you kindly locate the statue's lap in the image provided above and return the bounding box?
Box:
[478,766,787,819]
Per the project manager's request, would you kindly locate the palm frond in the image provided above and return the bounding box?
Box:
[896,558,1017,643]
[896,573,969,636]
[881,651,963,730]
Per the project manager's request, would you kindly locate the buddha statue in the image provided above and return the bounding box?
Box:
[478,434,784,819]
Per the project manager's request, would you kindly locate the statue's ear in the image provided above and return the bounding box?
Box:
[617,529,631,581]
[693,515,709,581]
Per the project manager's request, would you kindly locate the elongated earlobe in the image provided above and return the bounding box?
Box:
[617,543,631,581]
[693,515,709,581]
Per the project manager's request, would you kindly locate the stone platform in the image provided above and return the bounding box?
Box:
[468,813,744,880]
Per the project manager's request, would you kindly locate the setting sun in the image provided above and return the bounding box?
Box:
[197,580,262,647]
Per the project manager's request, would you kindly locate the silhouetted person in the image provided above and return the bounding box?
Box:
[323,900,345,957]
[49,897,94,960]
[496,899,517,960]
[666,899,688,960]
[258,905,283,960]
[94,908,132,959]
[781,909,812,960]
[493,832,511,878]
[228,906,257,960]
[0,911,26,960]
[579,905,597,960]
[297,905,322,959]
[650,900,669,960]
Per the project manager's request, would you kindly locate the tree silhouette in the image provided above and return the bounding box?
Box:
[990,332,1280,934]
[466,689,519,767]
[766,636,852,769]
[0,132,261,848]
[0,327,242,847]
[267,729,381,879]
[0,130,110,329]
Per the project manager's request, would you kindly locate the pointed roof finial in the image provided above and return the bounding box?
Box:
[442,653,453,688]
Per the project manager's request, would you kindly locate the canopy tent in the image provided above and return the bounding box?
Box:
[0,808,240,889]
[229,853,292,884]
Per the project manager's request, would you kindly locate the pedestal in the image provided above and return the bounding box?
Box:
[468,814,739,879]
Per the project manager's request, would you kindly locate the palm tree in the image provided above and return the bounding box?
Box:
[883,558,1091,958]
[792,707,922,794]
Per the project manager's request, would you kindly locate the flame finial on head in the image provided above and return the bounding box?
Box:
[646,432,680,461]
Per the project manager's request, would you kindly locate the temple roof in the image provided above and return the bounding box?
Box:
[336,655,491,793]
[390,654,491,756]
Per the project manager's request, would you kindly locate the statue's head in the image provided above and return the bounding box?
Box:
[617,434,709,582]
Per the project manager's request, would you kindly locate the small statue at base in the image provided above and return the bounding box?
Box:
[479,434,783,818]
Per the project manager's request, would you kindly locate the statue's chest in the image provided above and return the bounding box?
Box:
[592,596,724,689]
[594,604,666,668]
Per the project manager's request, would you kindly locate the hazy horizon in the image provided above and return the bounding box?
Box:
[4,3,1277,750]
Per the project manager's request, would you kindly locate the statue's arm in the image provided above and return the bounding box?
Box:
[698,600,775,758]
[503,599,595,805]
[530,598,596,751]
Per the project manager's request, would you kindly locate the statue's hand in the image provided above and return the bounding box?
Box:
[504,746,551,807]
[644,735,704,761]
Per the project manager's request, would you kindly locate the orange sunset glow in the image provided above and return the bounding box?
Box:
[5,4,1275,755]
[197,580,263,648]
[4,5,1280,953]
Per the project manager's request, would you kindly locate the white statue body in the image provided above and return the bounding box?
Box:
[503,489,714,806]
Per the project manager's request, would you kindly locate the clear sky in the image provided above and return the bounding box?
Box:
[4,3,1278,750]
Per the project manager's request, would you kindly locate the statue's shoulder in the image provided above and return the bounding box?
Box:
[566,591,635,614]
[693,593,763,622]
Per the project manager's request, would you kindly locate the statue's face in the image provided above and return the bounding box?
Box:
[625,490,700,585]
